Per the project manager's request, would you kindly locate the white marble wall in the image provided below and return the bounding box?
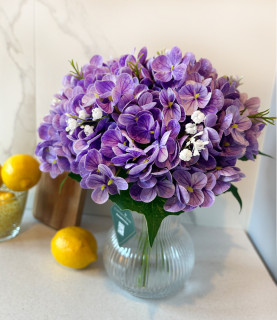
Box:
[1,0,276,228]
[0,0,36,164]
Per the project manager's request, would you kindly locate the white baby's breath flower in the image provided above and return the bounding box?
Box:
[83,125,94,136]
[185,123,197,134]
[192,139,209,156]
[179,149,193,161]
[65,118,77,135]
[92,107,103,121]
[78,109,89,120]
[191,110,205,124]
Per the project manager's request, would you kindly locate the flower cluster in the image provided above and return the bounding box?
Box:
[36,46,267,212]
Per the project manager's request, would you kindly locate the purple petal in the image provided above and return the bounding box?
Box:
[39,162,51,173]
[91,187,109,204]
[140,187,157,203]
[139,92,153,106]
[213,181,231,195]
[138,47,147,64]
[95,80,115,95]
[152,55,171,72]
[160,88,175,107]
[138,177,157,188]
[168,46,182,65]
[173,169,191,187]
[164,197,186,212]
[128,125,151,144]
[86,174,106,188]
[98,164,114,179]
[112,153,133,166]
[172,64,186,80]
[85,149,102,171]
[154,71,172,82]
[160,130,171,146]
[208,89,224,111]
[130,183,142,201]
[138,113,154,130]
[118,114,136,127]
[57,157,70,171]
[129,162,148,175]
[156,179,175,198]
[167,119,180,139]
[38,124,50,140]
[90,55,103,67]
[102,129,123,146]
[231,130,249,146]
[114,177,128,190]
[204,114,218,127]
[205,173,216,190]
[201,190,215,207]
[158,146,168,163]
[96,99,113,114]
[178,185,190,204]
[188,189,204,207]
[237,117,252,132]
[112,73,133,102]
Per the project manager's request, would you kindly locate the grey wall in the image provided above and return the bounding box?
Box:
[248,80,276,281]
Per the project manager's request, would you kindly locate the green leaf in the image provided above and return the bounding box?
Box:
[239,150,274,162]
[224,184,242,213]
[68,172,82,182]
[109,189,183,247]
[238,155,251,161]
[258,151,274,159]
[58,174,69,194]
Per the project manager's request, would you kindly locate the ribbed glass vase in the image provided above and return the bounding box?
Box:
[103,208,195,299]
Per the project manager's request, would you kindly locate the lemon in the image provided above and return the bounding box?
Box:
[1,154,41,191]
[0,191,15,201]
[51,226,98,269]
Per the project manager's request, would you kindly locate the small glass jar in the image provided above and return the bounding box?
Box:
[0,185,28,242]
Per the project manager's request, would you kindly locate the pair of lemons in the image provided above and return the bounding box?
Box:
[0,154,97,269]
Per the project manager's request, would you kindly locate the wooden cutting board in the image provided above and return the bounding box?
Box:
[33,172,86,229]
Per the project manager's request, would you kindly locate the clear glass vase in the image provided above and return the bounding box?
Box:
[103,208,195,299]
[0,185,28,242]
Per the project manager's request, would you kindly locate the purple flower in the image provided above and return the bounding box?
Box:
[101,128,127,159]
[200,173,216,207]
[126,111,156,144]
[86,164,128,204]
[35,142,70,178]
[173,169,207,207]
[160,88,182,125]
[179,82,212,115]
[95,73,134,113]
[152,46,187,82]
[130,176,175,203]
[224,105,252,145]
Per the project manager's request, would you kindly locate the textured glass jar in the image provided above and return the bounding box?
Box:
[103,208,195,299]
[0,185,28,242]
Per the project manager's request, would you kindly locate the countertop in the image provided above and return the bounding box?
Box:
[0,208,276,320]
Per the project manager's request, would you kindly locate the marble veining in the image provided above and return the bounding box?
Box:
[0,0,36,164]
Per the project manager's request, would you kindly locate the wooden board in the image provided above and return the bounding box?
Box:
[33,172,86,229]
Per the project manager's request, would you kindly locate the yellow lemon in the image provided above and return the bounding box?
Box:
[51,226,98,269]
[0,191,15,201]
[1,154,41,191]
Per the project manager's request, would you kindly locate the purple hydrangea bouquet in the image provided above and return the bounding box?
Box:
[36,46,275,247]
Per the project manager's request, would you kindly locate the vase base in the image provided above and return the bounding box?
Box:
[117,282,185,299]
